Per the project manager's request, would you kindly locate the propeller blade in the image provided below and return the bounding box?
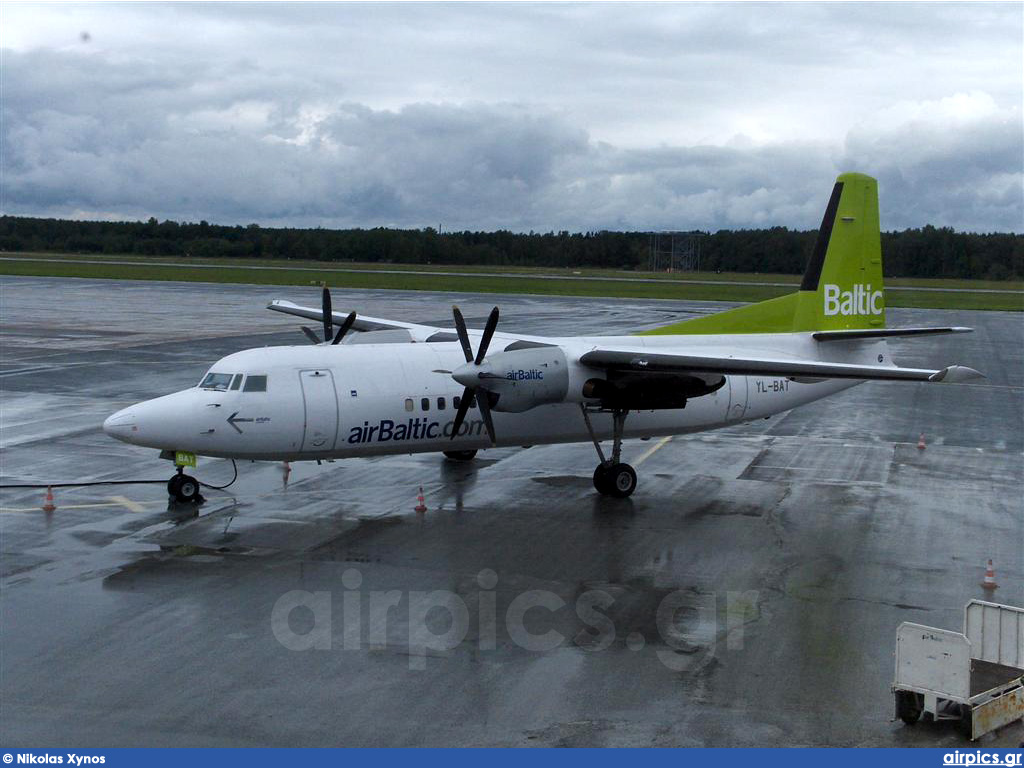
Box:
[301,326,321,345]
[322,287,333,343]
[475,306,500,365]
[452,306,473,363]
[331,311,357,345]
[476,391,497,446]
[449,386,474,440]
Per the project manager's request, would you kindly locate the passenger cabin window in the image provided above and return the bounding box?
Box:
[229,374,243,390]
[421,397,430,411]
[437,397,446,410]
[405,398,414,412]
[200,372,233,391]
[243,375,268,392]
[453,396,460,410]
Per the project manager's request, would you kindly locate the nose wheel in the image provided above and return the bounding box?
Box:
[167,468,204,504]
[443,449,478,462]
[581,406,637,498]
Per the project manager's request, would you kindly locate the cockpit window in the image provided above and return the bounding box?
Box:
[199,372,234,390]
[243,375,268,392]
[229,374,243,390]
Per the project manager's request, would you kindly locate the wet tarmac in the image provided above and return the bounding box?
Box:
[1,275,1021,747]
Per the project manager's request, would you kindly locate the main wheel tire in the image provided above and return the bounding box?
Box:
[896,691,923,725]
[606,463,637,498]
[443,450,478,462]
[593,464,611,494]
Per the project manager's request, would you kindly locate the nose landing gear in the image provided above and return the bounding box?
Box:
[167,466,204,504]
[443,449,478,462]
[581,406,638,498]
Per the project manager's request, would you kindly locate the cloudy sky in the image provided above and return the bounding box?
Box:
[2,2,1021,233]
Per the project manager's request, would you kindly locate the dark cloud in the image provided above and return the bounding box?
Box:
[2,4,1021,232]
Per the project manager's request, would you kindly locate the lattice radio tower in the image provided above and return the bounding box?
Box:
[648,231,706,273]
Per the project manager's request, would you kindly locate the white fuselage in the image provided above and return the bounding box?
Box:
[103,333,869,460]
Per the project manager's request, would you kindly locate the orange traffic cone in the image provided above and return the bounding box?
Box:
[41,486,56,512]
[981,559,998,590]
[917,433,926,450]
[414,486,427,514]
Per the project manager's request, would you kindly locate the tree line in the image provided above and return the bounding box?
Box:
[0,215,1020,280]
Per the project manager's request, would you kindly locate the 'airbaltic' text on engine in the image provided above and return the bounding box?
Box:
[507,369,544,380]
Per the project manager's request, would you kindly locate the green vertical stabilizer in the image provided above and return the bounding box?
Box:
[642,173,886,336]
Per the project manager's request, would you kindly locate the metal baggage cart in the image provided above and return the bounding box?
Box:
[893,600,1023,740]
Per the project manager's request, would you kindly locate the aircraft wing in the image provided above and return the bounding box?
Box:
[267,299,557,345]
[267,300,445,340]
[579,349,984,383]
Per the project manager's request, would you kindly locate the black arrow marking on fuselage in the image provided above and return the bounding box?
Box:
[227,411,254,434]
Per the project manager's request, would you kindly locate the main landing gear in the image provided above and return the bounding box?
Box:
[167,466,204,504]
[581,406,638,498]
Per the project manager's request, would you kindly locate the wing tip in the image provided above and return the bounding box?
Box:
[928,365,985,383]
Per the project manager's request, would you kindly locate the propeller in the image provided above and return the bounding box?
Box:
[321,287,332,343]
[449,305,500,446]
[301,287,357,345]
[330,310,357,345]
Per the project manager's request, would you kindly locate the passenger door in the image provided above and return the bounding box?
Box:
[299,369,339,452]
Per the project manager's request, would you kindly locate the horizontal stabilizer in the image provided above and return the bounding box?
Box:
[580,350,985,384]
[813,327,972,342]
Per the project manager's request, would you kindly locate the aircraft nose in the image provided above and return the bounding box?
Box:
[102,407,138,442]
[102,390,201,449]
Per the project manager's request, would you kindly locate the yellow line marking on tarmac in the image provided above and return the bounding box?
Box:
[1,502,113,513]
[0,498,162,513]
[110,495,147,513]
[633,436,673,467]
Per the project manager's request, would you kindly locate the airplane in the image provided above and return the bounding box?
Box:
[103,173,983,503]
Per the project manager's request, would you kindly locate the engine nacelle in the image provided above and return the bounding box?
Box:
[454,344,726,413]
[453,346,570,413]
[580,371,725,410]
